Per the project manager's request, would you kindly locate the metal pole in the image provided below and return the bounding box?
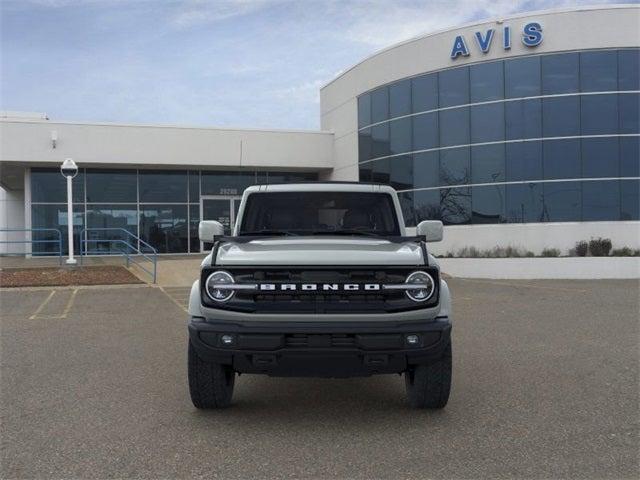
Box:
[66,175,77,265]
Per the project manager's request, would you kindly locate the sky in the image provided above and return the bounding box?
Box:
[0,0,631,130]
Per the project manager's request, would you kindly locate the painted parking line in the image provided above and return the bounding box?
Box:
[158,286,190,313]
[29,289,79,320]
[28,290,56,319]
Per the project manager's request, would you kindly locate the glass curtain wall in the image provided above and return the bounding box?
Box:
[357,48,640,226]
[31,168,316,255]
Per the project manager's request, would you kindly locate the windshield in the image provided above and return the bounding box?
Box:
[238,191,401,236]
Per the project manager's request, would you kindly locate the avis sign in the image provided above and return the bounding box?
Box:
[450,22,543,59]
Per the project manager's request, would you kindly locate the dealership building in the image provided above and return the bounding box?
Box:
[1,5,638,256]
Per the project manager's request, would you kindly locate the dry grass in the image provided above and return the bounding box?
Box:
[0,266,143,288]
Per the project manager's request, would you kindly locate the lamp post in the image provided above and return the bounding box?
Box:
[60,158,78,265]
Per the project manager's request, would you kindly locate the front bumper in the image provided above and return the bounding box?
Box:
[188,316,451,377]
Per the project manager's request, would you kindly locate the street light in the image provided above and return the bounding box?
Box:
[60,158,78,265]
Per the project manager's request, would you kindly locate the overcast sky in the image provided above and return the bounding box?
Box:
[0,0,629,129]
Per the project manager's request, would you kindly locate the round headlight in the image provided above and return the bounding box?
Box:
[205,271,235,302]
[405,271,435,302]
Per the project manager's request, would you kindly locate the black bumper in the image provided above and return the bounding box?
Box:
[188,317,451,378]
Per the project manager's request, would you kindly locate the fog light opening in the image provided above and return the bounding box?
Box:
[406,334,420,346]
[220,334,235,346]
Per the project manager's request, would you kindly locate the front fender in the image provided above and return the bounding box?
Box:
[188,280,202,317]
[439,279,452,319]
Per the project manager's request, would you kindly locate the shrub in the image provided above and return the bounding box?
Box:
[589,237,612,257]
[574,241,589,257]
[541,248,561,257]
[610,247,640,257]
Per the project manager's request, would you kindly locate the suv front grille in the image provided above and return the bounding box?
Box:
[201,266,439,314]
[285,334,356,348]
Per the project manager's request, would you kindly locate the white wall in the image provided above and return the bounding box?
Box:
[0,120,334,171]
[0,186,26,254]
[438,257,640,279]
[417,221,640,256]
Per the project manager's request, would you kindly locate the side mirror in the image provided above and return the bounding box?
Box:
[416,220,443,242]
[199,220,225,243]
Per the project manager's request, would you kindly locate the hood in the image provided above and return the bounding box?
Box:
[212,237,425,266]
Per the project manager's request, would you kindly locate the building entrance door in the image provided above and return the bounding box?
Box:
[200,196,241,251]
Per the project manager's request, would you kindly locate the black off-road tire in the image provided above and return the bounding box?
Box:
[188,340,235,409]
[404,342,452,409]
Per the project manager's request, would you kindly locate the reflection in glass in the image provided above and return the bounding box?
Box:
[412,74,438,113]
[440,148,470,186]
[389,117,412,155]
[31,204,84,255]
[542,182,581,222]
[86,169,137,203]
[139,205,188,253]
[505,99,542,140]
[371,158,391,184]
[358,94,371,128]
[189,204,200,253]
[439,67,469,108]
[389,79,411,118]
[582,137,619,178]
[371,123,390,158]
[359,128,372,162]
[470,61,504,102]
[359,164,373,183]
[389,155,413,191]
[505,56,541,98]
[619,93,639,134]
[543,139,581,180]
[31,168,85,203]
[472,185,505,224]
[86,205,138,254]
[582,180,620,221]
[397,191,416,227]
[414,189,441,223]
[470,103,505,143]
[439,108,469,147]
[541,53,579,94]
[139,170,187,203]
[506,183,543,223]
[506,142,543,182]
[440,187,471,225]
[581,94,618,135]
[371,86,389,123]
[618,49,640,91]
[412,112,438,151]
[542,96,580,137]
[471,144,505,184]
[188,171,200,203]
[621,180,640,220]
[580,51,617,92]
[620,137,640,177]
[413,151,440,188]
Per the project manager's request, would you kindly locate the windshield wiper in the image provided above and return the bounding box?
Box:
[239,230,299,236]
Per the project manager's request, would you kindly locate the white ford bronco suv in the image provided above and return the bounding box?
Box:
[188,183,452,409]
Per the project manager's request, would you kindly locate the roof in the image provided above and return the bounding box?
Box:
[243,182,397,194]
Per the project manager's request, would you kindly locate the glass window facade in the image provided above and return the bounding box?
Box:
[357,48,640,225]
[31,167,317,254]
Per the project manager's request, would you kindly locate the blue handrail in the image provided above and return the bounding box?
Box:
[0,228,63,264]
[79,228,158,283]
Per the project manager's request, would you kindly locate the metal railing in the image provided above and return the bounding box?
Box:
[0,228,63,264]
[79,228,158,283]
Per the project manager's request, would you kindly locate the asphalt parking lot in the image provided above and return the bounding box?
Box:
[1,279,638,479]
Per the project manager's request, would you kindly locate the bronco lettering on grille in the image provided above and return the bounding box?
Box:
[258,283,381,292]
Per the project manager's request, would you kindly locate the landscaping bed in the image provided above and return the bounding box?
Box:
[0,266,143,288]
